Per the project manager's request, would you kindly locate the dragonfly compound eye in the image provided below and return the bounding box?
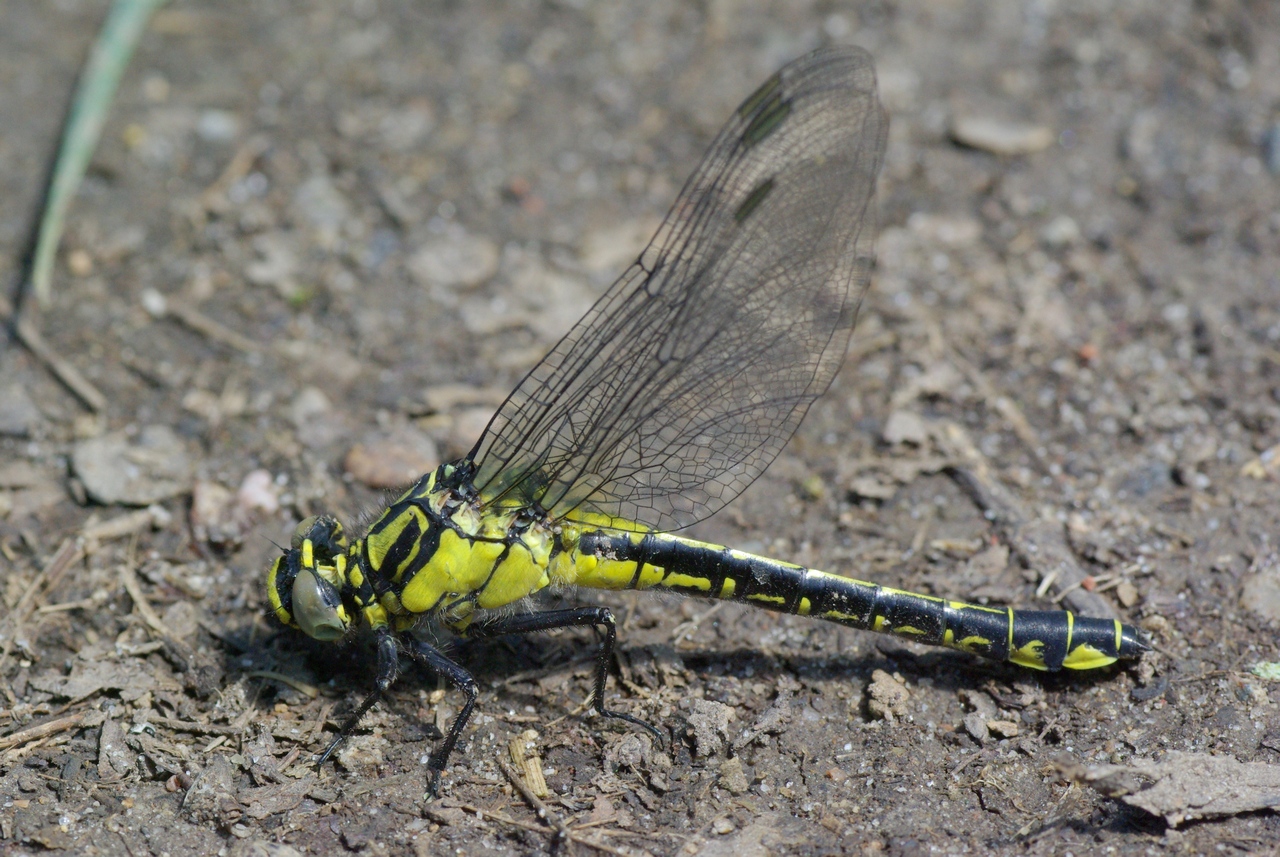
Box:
[291,567,350,642]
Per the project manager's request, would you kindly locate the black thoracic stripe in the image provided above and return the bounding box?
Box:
[626,534,655,589]
[393,518,447,590]
[473,541,515,597]
[369,510,421,579]
[363,497,445,595]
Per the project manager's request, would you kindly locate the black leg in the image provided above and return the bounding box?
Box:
[466,607,662,743]
[316,625,400,767]
[400,634,479,797]
[312,609,658,798]
[314,626,479,797]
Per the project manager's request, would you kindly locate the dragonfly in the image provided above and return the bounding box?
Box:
[266,46,1146,795]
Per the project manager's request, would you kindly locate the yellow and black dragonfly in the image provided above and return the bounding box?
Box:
[267,46,1146,795]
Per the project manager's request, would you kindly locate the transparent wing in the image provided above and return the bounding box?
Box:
[468,46,888,532]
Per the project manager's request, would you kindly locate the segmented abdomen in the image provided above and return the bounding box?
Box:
[570,529,1145,671]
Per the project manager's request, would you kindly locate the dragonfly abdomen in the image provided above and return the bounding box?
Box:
[570,529,1145,671]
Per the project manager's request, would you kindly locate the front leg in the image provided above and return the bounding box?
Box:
[399,634,479,797]
[316,625,400,767]
[465,607,661,742]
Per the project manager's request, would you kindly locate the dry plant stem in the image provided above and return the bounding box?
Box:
[0,539,84,675]
[948,461,1118,620]
[497,755,573,848]
[11,309,107,412]
[163,298,262,355]
[0,712,87,751]
[460,800,636,857]
[119,564,178,639]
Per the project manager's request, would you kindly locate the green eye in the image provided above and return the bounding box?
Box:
[291,567,349,641]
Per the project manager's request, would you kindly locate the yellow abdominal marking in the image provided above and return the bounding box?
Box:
[664,573,714,592]
[1062,643,1117,670]
[746,593,785,606]
[1009,640,1049,671]
[950,600,1003,615]
[943,629,993,654]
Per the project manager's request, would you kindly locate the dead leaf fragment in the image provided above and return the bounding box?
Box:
[1061,751,1280,827]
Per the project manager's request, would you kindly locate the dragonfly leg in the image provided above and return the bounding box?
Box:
[315,626,476,797]
[467,607,662,743]
[400,634,479,797]
[316,625,399,767]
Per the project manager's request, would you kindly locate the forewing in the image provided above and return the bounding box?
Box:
[469,47,888,531]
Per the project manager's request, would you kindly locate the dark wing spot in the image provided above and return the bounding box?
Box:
[741,93,791,148]
[734,177,775,223]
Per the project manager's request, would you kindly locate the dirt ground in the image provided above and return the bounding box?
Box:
[3,0,1280,854]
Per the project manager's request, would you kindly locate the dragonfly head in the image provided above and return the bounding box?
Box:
[267,515,353,642]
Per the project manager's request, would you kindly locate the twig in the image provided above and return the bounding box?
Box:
[1,731,74,764]
[198,134,271,214]
[247,670,320,698]
[144,715,242,737]
[460,802,636,857]
[119,563,177,639]
[508,732,550,798]
[943,426,1118,620]
[0,539,83,674]
[161,296,262,355]
[12,313,107,412]
[0,712,87,751]
[948,348,1045,470]
[671,602,726,647]
[82,507,165,543]
[497,755,572,849]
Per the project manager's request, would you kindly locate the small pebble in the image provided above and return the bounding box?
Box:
[408,228,500,291]
[1116,580,1140,608]
[883,410,927,446]
[245,232,301,298]
[952,116,1054,155]
[906,213,981,247]
[72,426,193,505]
[578,217,659,275]
[343,428,439,489]
[197,109,240,143]
[67,249,94,277]
[683,698,735,757]
[1240,559,1280,623]
[712,817,735,835]
[866,669,909,721]
[292,174,353,239]
[1040,215,1081,247]
[1263,122,1280,176]
[988,719,1020,739]
[718,757,750,795]
[191,470,280,548]
[0,383,42,437]
[964,712,990,743]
